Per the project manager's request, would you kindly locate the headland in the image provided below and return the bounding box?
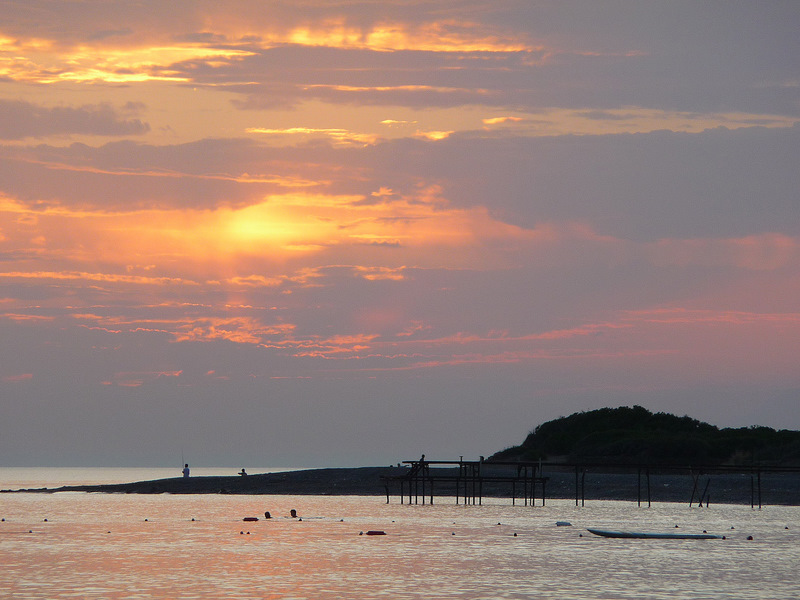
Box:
[3,465,799,506]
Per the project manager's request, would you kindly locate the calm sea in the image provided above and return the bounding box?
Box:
[2,468,798,599]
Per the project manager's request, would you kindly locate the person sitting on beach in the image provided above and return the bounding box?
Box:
[182,464,190,478]
[239,468,247,476]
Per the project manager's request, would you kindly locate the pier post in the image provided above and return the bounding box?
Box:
[581,469,586,507]
[689,470,699,507]
[699,477,711,507]
[637,468,641,507]
[757,469,762,510]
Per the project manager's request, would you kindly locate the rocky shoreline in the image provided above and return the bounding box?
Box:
[3,466,798,506]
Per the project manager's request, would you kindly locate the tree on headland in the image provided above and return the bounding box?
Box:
[488,406,800,466]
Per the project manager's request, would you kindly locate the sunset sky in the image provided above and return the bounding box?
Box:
[1,1,799,467]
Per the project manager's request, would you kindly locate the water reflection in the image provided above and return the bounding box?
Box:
[1,494,797,599]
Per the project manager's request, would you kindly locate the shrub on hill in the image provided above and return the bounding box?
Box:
[489,406,800,466]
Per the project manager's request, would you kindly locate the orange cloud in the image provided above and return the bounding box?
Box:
[0,271,197,286]
[353,266,406,281]
[247,127,379,147]
[0,312,55,322]
[482,116,524,125]
[2,373,33,383]
[265,19,535,53]
[0,36,254,84]
[0,16,534,88]
[414,130,454,141]
[174,318,295,345]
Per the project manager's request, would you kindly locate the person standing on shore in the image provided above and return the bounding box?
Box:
[182,464,190,478]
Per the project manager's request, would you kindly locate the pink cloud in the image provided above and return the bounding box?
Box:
[3,373,33,383]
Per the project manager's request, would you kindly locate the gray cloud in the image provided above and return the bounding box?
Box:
[0,101,150,140]
[363,124,800,241]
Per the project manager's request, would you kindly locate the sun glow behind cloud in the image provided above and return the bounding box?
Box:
[0,187,539,283]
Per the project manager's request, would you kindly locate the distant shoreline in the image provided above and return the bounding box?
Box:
[3,466,799,506]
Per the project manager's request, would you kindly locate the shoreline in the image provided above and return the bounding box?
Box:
[3,466,799,506]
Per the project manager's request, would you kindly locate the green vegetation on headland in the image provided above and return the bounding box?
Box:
[488,405,800,466]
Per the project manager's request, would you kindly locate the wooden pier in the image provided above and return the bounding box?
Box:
[568,462,798,509]
[381,457,549,506]
[382,458,800,507]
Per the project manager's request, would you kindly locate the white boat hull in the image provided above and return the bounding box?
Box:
[587,528,721,539]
